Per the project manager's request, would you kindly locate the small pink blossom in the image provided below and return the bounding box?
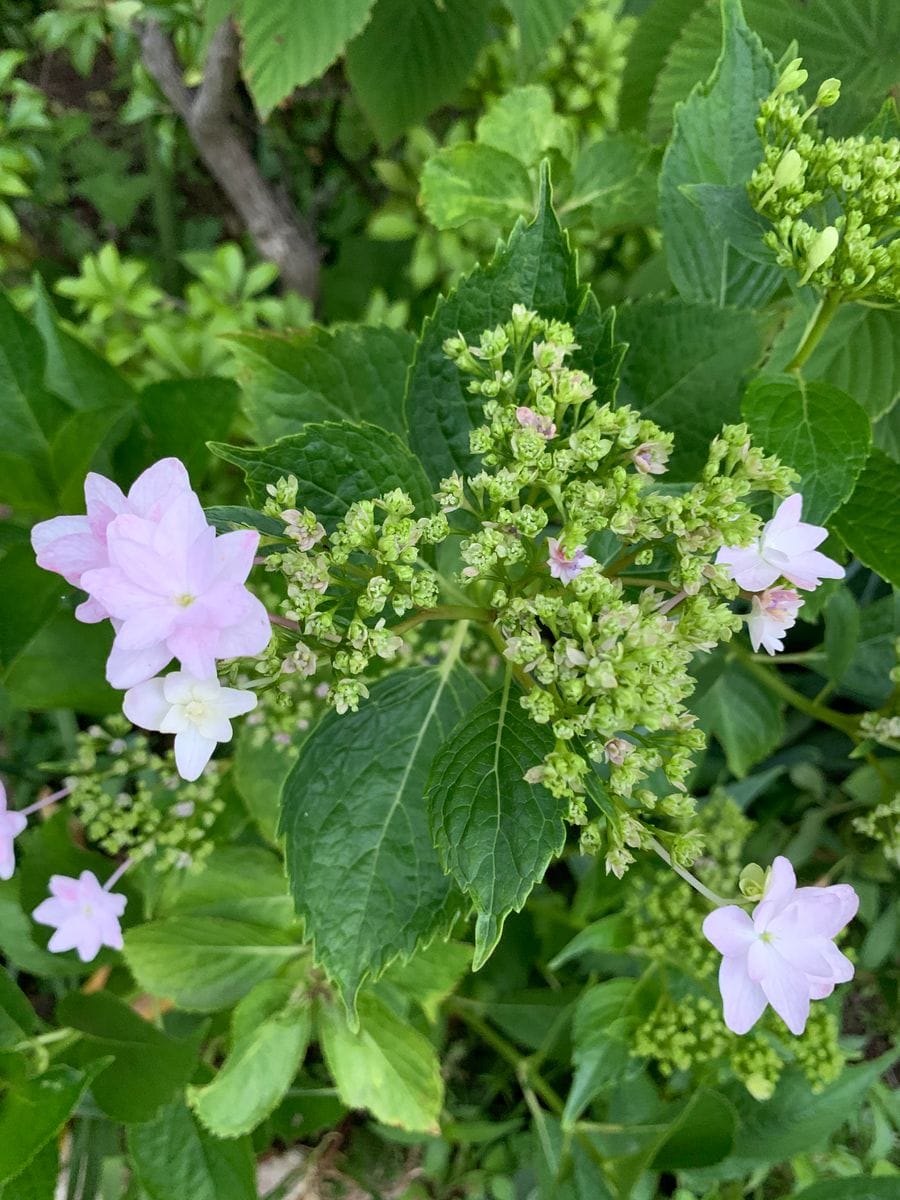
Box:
[515,406,556,439]
[0,780,26,882]
[702,856,858,1036]
[123,671,257,781]
[32,870,127,962]
[716,494,844,592]
[747,587,803,655]
[31,459,192,623]
[81,492,271,689]
[632,441,670,476]
[547,538,596,584]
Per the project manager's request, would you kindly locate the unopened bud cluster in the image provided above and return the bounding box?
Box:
[66,717,223,872]
[749,62,900,300]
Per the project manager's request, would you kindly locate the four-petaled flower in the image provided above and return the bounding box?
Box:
[547,537,596,584]
[33,871,127,962]
[716,494,844,592]
[515,406,556,439]
[0,780,26,882]
[31,459,192,623]
[703,856,858,1035]
[632,441,670,476]
[123,671,257,781]
[747,587,803,655]
[81,492,271,689]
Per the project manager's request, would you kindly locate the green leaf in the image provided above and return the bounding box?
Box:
[832,593,899,708]
[0,291,55,512]
[564,133,658,232]
[549,914,631,969]
[768,303,900,422]
[0,544,62,669]
[407,171,583,486]
[210,420,433,528]
[659,0,781,307]
[188,977,312,1139]
[0,967,40,1047]
[124,917,302,1012]
[427,681,562,968]
[0,1141,57,1200]
[725,1050,898,1169]
[792,1182,900,1200]
[476,85,572,167]
[420,142,534,231]
[832,449,900,587]
[137,378,239,479]
[57,992,205,1124]
[345,0,490,147]
[742,377,871,524]
[128,1098,256,1200]
[229,324,413,444]
[619,0,705,133]
[317,990,443,1133]
[0,1065,101,1186]
[695,659,784,776]
[233,723,298,845]
[3,609,119,715]
[154,846,295,930]
[616,297,763,478]
[281,656,485,1009]
[239,0,376,120]
[505,0,584,68]
[377,938,473,1022]
[647,0,722,145]
[823,588,860,684]
[650,1088,736,1169]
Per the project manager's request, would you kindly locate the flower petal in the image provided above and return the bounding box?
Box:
[703,906,755,957]
[174,728,216,782]
[719,956,767,1035]
[760,958,810,1035]
[106,640,173,690]
[754,856,796,925]
[127,457,191,518]
[123,677,171,732]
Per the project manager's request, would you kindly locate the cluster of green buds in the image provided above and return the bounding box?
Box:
[749,61,900,301]
[853,796,900,868]
[443,306,791,873]
[65,717,224,872]
[259,474,448,714]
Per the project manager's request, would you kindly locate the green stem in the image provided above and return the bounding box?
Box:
[648,837,733,907]
[393,604,490,634]
[735,649,858,738]
[786,290,841,371]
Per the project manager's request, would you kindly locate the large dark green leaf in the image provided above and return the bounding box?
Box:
[128,1098,256,1200]
[210,420,433,527]
[427,682,561,968]
[505,0,583,68]
[832,449,900,587]
[695,659,784,776]
[138,378,239,478]
[281,656,485,1008]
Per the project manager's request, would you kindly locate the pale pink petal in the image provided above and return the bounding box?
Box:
[808,977,836,1000]
[214,595,272,661]
[218,686,258,720]
[773,936,832,978]
[116,608,178,650]
[753,856,796,925]
[127,457,191,518]
[162,672,193,705]
[747,938,778,982]
[0,844,17,881]
[702,906,755,956]
[48,874,81,902]
[47,922,83,954]
[33,897,69,925]
[96,910,124,950]
[212,530,260,585]
[151,491,210,561]
[167,626,219,679]
[123,677,170,732]
[106,640,173,690]
[816,939,854,984]
[715,544,780,592]
[83,472,127,537]
[760,958,810,1035]
[73,920,104,963]
[719,956,767,1034]
[767,522,827,556]
[765,494,803,537]
[81,567,157,617]
[106,533,173,595]
[781,550,844,590]
[31,518,104,586]
[174,728,216,782]
[75,595,109,623]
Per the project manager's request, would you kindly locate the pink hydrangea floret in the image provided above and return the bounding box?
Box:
[124,671,257,781]
[702,856,858,1036]
[31,458,192,623]
[80,490,271,689]
[515,406,556,439]
[716,494,844,592]
[747,587,804,655]
[32,870,127,962]
[0,780,26,882]
[547,537,596,584]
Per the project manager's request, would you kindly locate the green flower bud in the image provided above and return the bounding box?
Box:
[815,77,841,108]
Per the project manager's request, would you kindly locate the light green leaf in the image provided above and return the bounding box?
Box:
[505,0,583,68]
[229,324,413,444]
[128,1098,256,1200]
[211,420,433,527]
[188,978,312,1139]
[659,0,781,307]
[239,0,376,120]
[742,376,871,523]
[124,917,302,1012]
[377,938,473,1022]
[616,297,763,478]
[154,846,295,930]
[427,681,562,968]
[793,1182,900,1200]
[549,914,631,969]
[317,991,443,1133]
[0,1065,101,1187]
[832,449,900,587]
[281,656,485,1009]
[233,723,298,845]
[420,142,534,231]
[345,0,491,147]
[647,0,721,145]
[564,132,658,232]
[696,659,784,776]
[57,991,205,1124]
[476,85,572,167]
[0,1140,57,1200]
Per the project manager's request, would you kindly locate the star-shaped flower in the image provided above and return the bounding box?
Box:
[33,870,127,962]
[747,587,803,654]
[716,494,844,592]
[547,538,596,584]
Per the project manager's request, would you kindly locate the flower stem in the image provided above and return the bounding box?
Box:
[20,785,71,817]
[786,290,841,371]
[735,649,858,738]
[104,858,133,892]
[393,604,491,634]
[649,836,731,907]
